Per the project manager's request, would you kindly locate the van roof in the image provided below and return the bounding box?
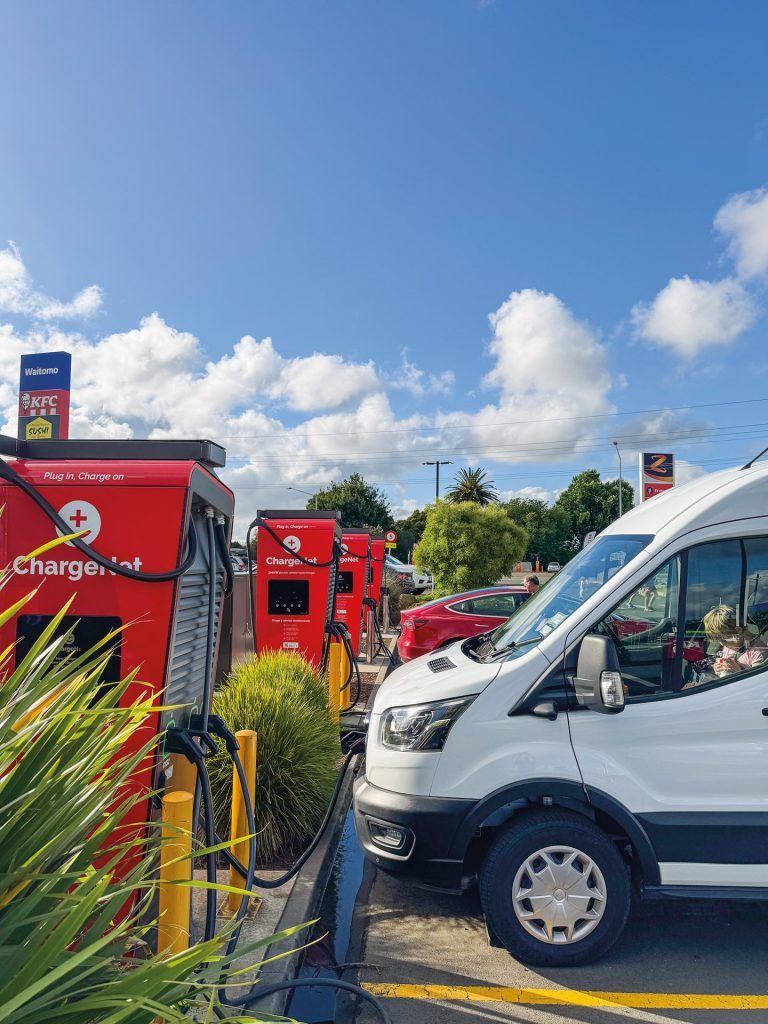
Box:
[603,462,768,542]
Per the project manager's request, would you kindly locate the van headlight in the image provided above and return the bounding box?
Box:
[380,696,476,751]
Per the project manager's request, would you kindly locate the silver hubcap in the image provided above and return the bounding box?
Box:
[512,845,607,945]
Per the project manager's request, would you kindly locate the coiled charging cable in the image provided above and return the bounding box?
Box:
[0,456,198,581]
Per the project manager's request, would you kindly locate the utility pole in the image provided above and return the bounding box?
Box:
[613,441,623,518]
[423,460,452,501]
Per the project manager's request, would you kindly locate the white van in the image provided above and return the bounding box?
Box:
[354,463,768,965]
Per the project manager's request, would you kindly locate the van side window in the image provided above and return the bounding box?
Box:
[745,538,768,636]
[589,557,680,698]
[588,537,768,700]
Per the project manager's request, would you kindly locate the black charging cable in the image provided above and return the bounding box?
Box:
[164,726,220,942]
[325,621,361,708]
[212,737,390,1024]
[227,977,392,1023]
[214,515,234,596]
[248,515,341,568]
[334,621,362,709]
[363,596,397,666]
[215,741,362,891]
[0,456,198,581]
[166,729,382,1020]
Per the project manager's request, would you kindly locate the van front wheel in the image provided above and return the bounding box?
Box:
[480,810,630,966]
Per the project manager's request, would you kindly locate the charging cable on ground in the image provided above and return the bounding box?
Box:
[229,978,392,1024]
[209,734,391,1024]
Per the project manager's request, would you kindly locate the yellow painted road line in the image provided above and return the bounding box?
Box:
[363,985,768,1011]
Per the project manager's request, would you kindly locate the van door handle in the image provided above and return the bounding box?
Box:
[762,708,768,716]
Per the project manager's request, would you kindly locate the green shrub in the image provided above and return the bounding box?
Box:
[0,593,274,1023]
[416,499,528,593]
[209,652,340,863]
[236,648,329,712]
[398,593,417,610]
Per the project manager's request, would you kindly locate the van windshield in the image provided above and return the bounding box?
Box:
[491,534,653,653]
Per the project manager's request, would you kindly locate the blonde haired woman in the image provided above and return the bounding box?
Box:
[702,605,767,678]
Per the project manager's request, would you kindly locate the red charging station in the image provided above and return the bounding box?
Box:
[367,536,386,606]
[254,510,341,668]
[335,529,370,657]
[0,436,233,887]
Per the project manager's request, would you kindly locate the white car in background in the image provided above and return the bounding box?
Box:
[546,561,561,572]
[384,553,432,593]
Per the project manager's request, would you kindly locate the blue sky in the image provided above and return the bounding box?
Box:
[1,0,768,527]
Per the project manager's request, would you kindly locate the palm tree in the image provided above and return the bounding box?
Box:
[445,467,499,505]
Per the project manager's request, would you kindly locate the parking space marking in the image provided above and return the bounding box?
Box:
[363,985,768,1010]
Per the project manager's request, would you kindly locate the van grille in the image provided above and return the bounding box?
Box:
[428,656,456,673]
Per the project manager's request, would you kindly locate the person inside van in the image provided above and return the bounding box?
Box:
[523,574,539,599]
[702,604,768,678]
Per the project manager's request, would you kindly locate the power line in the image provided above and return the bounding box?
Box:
[232,456,747,490]
[213,396,768,442]
[223,420,768,465]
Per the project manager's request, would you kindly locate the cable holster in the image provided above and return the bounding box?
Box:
[190,713,239,754]
[164,725,218,763]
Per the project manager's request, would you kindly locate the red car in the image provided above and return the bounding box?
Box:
[398,586,528,662]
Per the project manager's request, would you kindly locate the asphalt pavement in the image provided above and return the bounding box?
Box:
[350,864,768,1024]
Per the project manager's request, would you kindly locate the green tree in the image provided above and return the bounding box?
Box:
[504,497,571,565]
[554,469,634,553]
[445,467,499,506]
[394,506,428,561]
[416,500,527,593]
[312,472,394,530]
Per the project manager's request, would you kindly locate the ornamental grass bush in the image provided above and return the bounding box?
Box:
[209,651,340,864]
[0,589,275,1024]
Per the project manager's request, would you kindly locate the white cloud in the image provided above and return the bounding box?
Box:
[715,188,768,281]
[389,350,455,397]
[1,252,711,535]
[0,243,102,321]
[632,185,768,360]
[391,497,420,519]
[499,485,561,505]
[267,352,379,411]
[485,289,610,403]
[632,275,757,358]
[435,290,615,463]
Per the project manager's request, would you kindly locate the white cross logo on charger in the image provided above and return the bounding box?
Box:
[57,500,102,546]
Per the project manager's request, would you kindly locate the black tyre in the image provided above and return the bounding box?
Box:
[479,809,631,967]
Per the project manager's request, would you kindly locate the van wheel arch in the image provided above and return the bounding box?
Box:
[454,780,659,888]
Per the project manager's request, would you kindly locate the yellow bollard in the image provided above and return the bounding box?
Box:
[165,752,197,796]
[228,729,257,913]
[158,790,193,955]
[328,642,341,721]
[339,644,351,711]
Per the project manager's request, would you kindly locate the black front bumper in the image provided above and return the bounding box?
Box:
[353,775,474,891]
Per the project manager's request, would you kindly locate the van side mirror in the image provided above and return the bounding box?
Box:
[574,634,625,714]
